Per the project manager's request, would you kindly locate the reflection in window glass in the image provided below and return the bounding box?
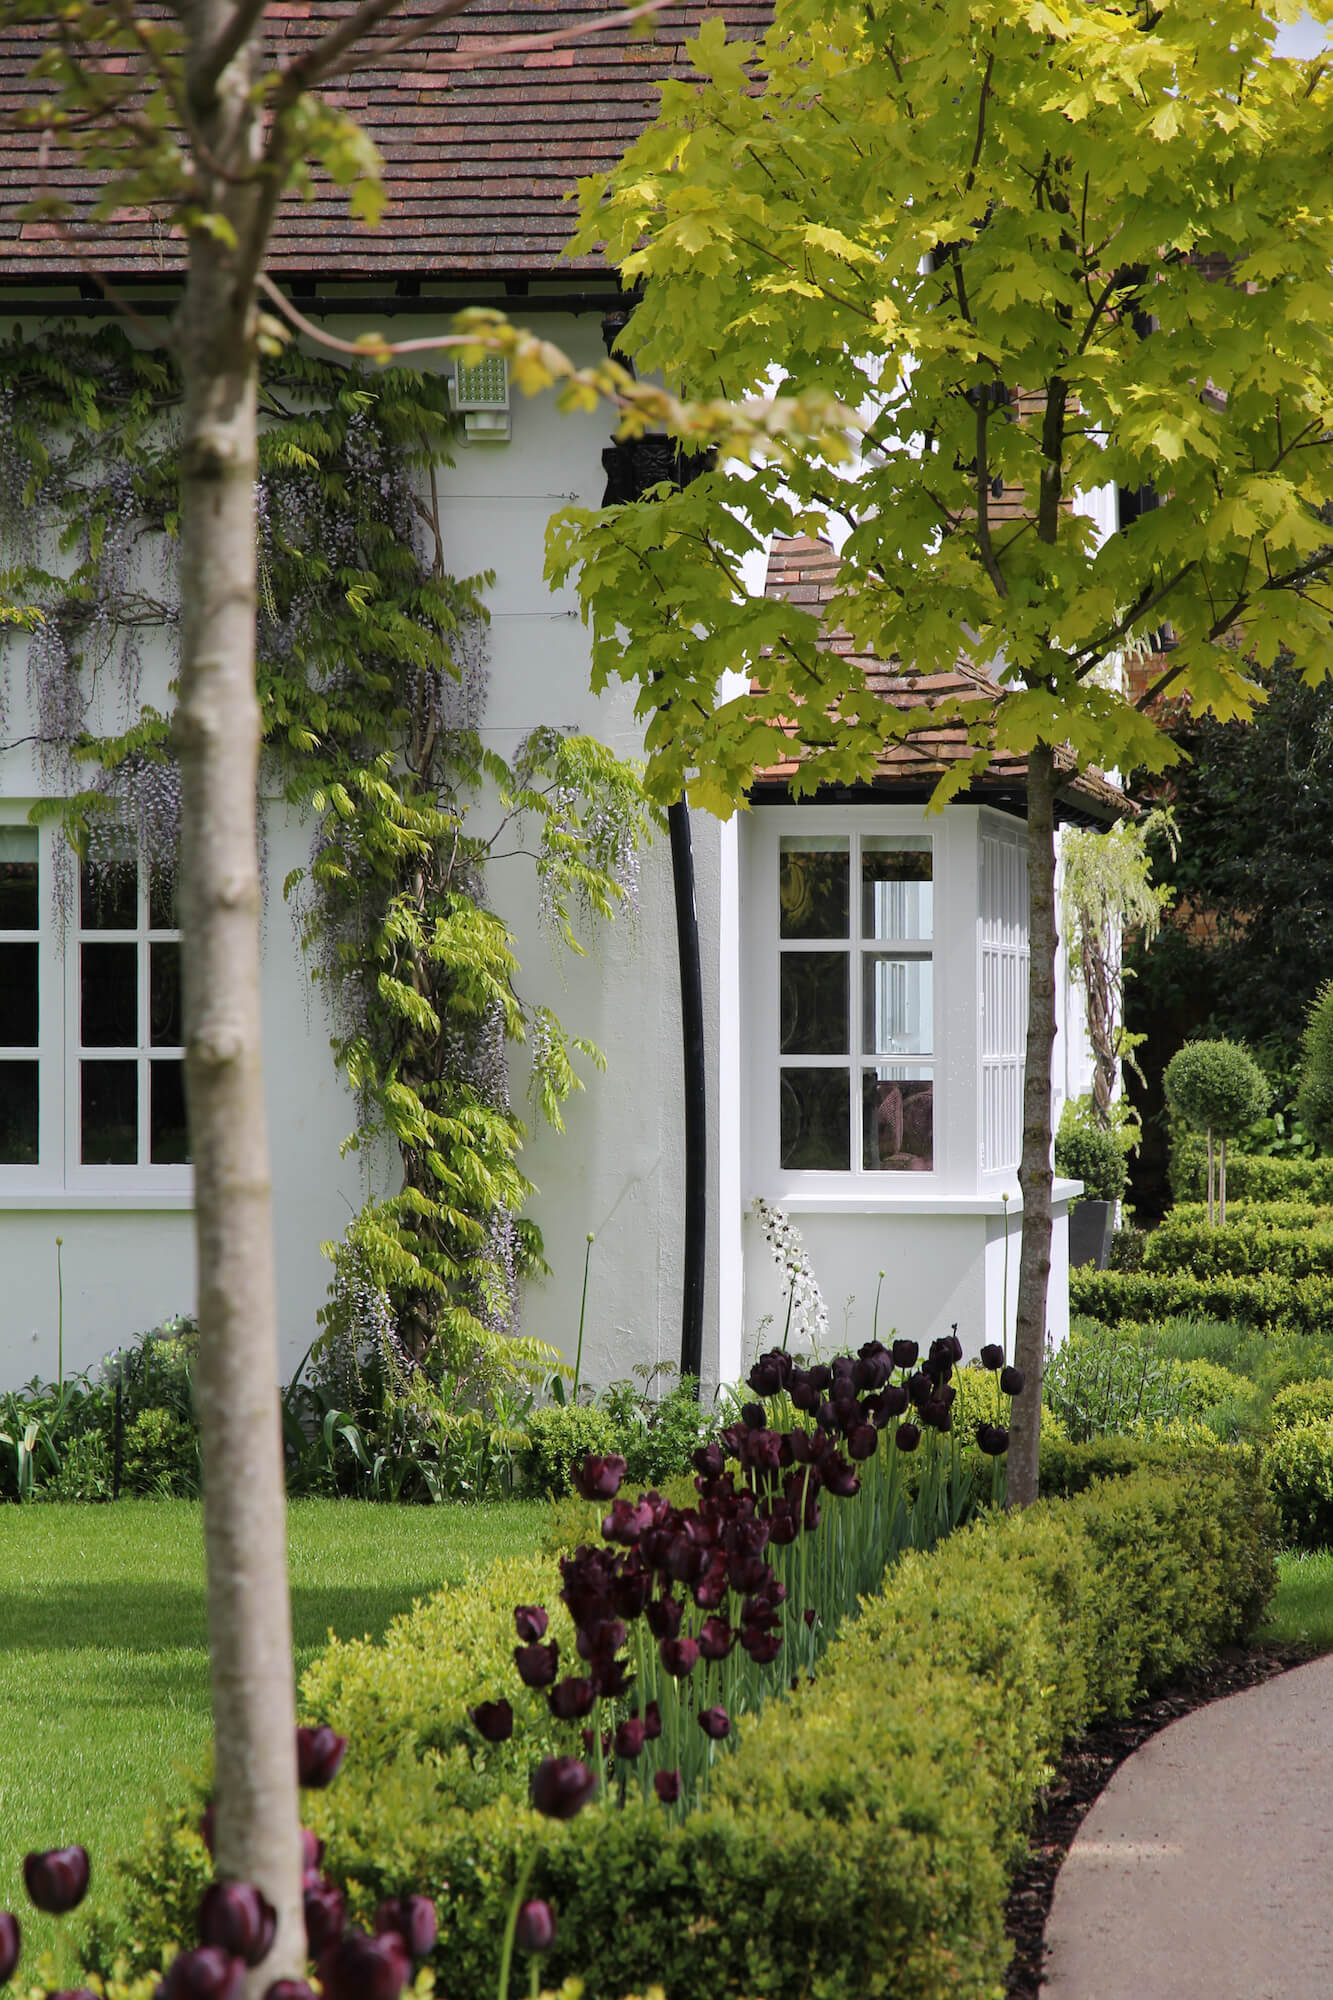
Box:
[862,1067,933,1171]
[82,1060,138,1165]
[862,838,932,940]
[0,943,38,1047]
[780,953,848,1055]
[0,1061,38,1164]
[780,1067,850,1170]
[0,828,38,930]
[863,955,933,1057]
[149,871,178,930]
[779,837,849,939]
[150,943,182,1047]
[82,942,139,1048]
[150,1060,189,1164]
[80,862,137,931]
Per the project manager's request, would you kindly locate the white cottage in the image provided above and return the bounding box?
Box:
[0,0,1116,1394]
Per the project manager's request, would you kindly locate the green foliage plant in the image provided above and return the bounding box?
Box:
[1071,1265,1333,1335]
[1164,1040,1270,1225]
[1298,981,1333,1154]
[1054,1100,1128,1204]
[521,1405,621,1497]
[1270,1380,1333,1433]
[1265,1421,1333,1550]
[1060,813,1174,1126]
[1042,1322,1194,1442]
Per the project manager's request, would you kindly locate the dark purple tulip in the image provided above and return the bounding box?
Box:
[789,1376,821,1413]
[1000,1365,1025,1396]
[907,1372,933,1411]
[698,1615,735,1661]
[0,1913,19,1984]
[581,1725,612,1759]
[319,1929,411,2000]
[694,1558,729,1609]
[49,1990,99,2000]
[514,1640,560,1688]
[847,1423,878,1461]
[199,1883,276,1967]
[548,1675,597,1721]
[665,1533,705,1585]
[891,1338,919,1370]
[739,1402,766,1432]
[697,1706,731,1741]
[296,1725,348,1790]
[515,1901,556,1956]
[514,1605,549,1643]
[765,1501,799,1546]
[977,1422,1011,1456]
[531,1755,598,1819]
[643,1700,662,1740]
[646,1595,683,1640]
[265,1985,320,2000]
[374,1895,437,1960]
[574,1453,627,1501]
[659,1635,700,1677]
[875,1382,909,1423]
[822,1461,860,1498]
[603,1498,653,1544]
[576,1617,628,1663]
[692,1441,725,1480]
[747,1355,784,1397]
[23,1847,90,1915]
[979,1343,1005,1371]
[653,1769,682,1804]
[303,1880,346,1956]
[806,1364,832,1393]
[740,1627,782,1664]
[923,1398,953,1433]
[895,1421,922,1453]
[158,1948,247,2000]
[614,1716,647,1759]
[589,1654,633,1701]
[470,1698,514,1742]
[301,1829,324,1875]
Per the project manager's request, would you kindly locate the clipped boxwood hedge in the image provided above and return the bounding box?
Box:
[1145,1215,1333,1282]
[1170,1149,1333,1206]
[1069,1263,1333,1333]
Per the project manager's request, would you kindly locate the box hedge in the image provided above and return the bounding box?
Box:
[1145,1215,1333,1282]
[102,1452,1274,2000]
[1169,1150,1333,1206]
[1069,1264,1333,1333]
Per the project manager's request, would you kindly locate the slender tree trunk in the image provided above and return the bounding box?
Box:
[1208,1129,1216,1226]
[1007,741,1058,1509]
[174,13,303,1985]
[1220,1133,1227,1226]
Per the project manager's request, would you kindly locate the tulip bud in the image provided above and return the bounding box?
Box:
[895,1421,922,1453]
[23,1847,90,1915]
[659,1635,700,1677]
[199,1883,277,1967]
[319,1929,411,2000]
[513,1605,549,1643]
[697,1706,731,1741]
[303,1880,346,1956]
[697,1616,735,1661]
[642,1700,662,1741]
[1000,1365,1025,1397]
[296,1725,348,1790]
[374,1895,437,1960]
[265,1985,319,2000]
[646,1595,683,1641]
[548,1676,596,1721]
[573,1453,628,1501]
[653,1769,682,1804]
[847,1423,878,1462]
[740,1626,782,1664]
[891,1338,919,1370]
[979,1343,1004,1371]
[514,1901,556,1956]
[157,1947,247,2000]
[470,1698,514,1742]
[514,1640,560,1688]
[691,1441,725,1480]
[301,1829,324,1875]
[530,1755,598,1819]
[614,1716,646,1759]
[977,1422,1011,1456]
[0,1912,19,1985]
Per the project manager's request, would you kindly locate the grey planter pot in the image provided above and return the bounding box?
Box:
[1069,1198,1116,1270]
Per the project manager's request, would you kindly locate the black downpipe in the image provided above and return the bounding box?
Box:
[668,798,707,1385]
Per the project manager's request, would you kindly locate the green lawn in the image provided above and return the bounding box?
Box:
[1258,1548,1333,1655]
[0,1498,544,1972]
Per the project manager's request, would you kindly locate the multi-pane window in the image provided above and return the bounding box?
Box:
[77,862,188,1167]
[778,832,934,1173]
[0,828,40,1165]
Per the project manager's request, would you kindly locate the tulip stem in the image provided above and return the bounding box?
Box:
[497,1853,536,2000]
[529,1957,541,2000]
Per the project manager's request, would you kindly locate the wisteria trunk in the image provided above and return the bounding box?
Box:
[175,11,303,1987]
[1007,742,1058,1509]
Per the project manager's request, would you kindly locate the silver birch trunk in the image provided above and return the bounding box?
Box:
[1006,741,1058,1509]
[175,8,304,1984]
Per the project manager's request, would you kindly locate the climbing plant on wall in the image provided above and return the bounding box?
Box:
[0,321,655,1380]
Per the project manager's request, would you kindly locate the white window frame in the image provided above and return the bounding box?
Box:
[748,804,943,1194]
[0,810,193,1200]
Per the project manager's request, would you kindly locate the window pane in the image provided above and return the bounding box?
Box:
[780,952,848,1055]
[863,1068,933,1171]
[150,943,182,1047]
[780,1067,850,1169]
[150,1060,190,1164]
[0,1061,38,1164]
[863,954,933,1057]
[779,838,849,939]
[82,942,139,1047]
[82,1059,137,1164]
[863,838,933,941]
[0,828,38,930]
[149,871,178,930]
[0,943,38,1046]
[81,861,137,930]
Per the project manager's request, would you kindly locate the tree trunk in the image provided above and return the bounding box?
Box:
[1208,1128,1216,1226]
[1007,741,1058,1509]
[175,14,303,1986]
[1220,1133,1227,1226]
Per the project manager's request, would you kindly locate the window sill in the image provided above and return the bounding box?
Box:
[0,1189,194,1211]
[762,1178,1082,1218]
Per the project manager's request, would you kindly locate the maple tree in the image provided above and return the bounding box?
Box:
[549,0,1333,1506]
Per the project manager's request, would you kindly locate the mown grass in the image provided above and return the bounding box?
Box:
[1258,1547,1333,1655]
[0,1498,544,1973]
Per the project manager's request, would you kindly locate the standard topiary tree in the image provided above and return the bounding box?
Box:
[1164,1040,1269,1227]
[1297,981,1333,1154]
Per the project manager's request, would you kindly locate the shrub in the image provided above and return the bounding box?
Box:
[1054,1111,1127,1203]
[1069,1265,1333,1334]
[1144,1215,1333,1282]
[1165,1039,1270,1141]
[521,1404,621,1495]
[1265,1421,1333,1549]
[123,1407,199,1496]
[1174,1357,1251,1419]
[1270,1379,1333,1431]
[1298,980,1333,1152]
[1037,1430,1222,1496]
[1168,1149,1333,1206]
[1042,1322,1192,1440]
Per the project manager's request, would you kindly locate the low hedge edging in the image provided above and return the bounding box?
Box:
[1069,1263,1333,1333]
[309,1453,1274,2000]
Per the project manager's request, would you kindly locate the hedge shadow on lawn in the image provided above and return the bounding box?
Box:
[0,1583,445,1655]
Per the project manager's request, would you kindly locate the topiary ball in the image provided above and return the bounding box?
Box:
[1164,1039,1269,1141]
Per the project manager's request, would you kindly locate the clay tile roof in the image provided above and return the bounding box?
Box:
[0,0,770,281]
[754,536,1128,824]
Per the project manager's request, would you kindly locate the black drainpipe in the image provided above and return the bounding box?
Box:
[600,311,711,1386]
